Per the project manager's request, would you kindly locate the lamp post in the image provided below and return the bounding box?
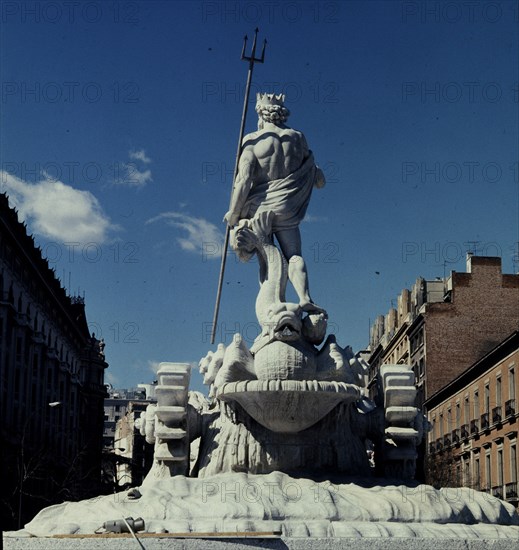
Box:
[17,401,62,529]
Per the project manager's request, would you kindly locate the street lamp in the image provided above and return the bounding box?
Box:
[17,401,62,528]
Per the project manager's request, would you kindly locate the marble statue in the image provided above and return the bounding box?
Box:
[224,93,326,314]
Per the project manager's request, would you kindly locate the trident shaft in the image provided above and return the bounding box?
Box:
[210,28,267,345]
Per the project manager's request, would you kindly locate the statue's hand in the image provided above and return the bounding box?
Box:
[224,210,240,227]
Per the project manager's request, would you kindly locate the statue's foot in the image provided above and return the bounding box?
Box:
[299,300,327,317]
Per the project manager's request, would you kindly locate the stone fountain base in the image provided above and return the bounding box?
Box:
[7,471,518,543]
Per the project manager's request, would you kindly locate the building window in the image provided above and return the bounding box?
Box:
[484,384,490,413]
[497,449,504,488]
[485,453,491,491]
[511,445,517,484]
[510,368,516,401]
[456,403,461,429]
[474,390,479,419]
[439,414,444,437]
[464,457,470,486]
[475,457,480,490]
[496,377,502,408]
[464,397,470,424]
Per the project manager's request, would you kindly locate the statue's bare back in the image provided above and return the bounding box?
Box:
[243,124,309,183]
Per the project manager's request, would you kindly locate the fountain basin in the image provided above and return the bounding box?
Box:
[217,379,360,433]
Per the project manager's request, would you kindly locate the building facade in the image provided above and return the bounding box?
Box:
[102,385,156,489]
[0,193,108,529]
[368,256,519,406]
[425,332,518,508]
[113,401,154,488]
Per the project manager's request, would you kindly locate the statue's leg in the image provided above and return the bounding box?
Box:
[275,228,321,311]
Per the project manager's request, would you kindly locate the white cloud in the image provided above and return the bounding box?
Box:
[105,372,120,387]
[129,149,152,163]
[147,360,161,375]
[1,170,115,243]
[114,149,153,187]
[117,163,152,187]
[146,212,224,259]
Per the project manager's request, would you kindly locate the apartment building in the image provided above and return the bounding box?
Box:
[0,193,108,529]
[368,255,519,406]
[425,332,518,508]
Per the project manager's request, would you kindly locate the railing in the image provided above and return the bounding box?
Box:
[492,485,504,500]
[429,442,436,454]
[470,419,479,434]
[480,412,490,430]
[451,428,460,444]
[505,482,518,500]
[443,434,451,447]
[505,481,518,500]
[492,406,502,424]
[436,439,443,452]
[460,424,469,439]
[505,399,516,418]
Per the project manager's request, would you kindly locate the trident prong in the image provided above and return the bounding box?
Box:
[241,28,266,64]
[241,35,248,59]
[210,29,267,345]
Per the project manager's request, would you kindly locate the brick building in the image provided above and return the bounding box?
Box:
[0,193,108,529]
[425,331,518,508]
[368,255,519,406]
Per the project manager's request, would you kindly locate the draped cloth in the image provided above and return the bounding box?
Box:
[239,153,318,232]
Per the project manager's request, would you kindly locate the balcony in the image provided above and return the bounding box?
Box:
[461,424,469,439]
[492,406,502,424]
[31,331,45,345]
[436,439,443,452]
[451,428,460,444]
[470,419,479,434]
[480,413,490,430]
[429,442,436,454]
[492,485,504,500]
[505,399,516,418]
[505,482,518,501]
[443,434,451,447]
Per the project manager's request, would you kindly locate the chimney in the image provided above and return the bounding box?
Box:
[466,252,473,273]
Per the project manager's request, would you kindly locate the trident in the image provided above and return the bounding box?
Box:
[210,28,267,345]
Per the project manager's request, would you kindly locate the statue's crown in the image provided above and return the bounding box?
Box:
[256,93,285,107]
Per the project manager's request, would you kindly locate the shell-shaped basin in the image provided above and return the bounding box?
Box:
[217,379,360,433]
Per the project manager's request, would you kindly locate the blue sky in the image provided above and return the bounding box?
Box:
[1,0,517,393]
